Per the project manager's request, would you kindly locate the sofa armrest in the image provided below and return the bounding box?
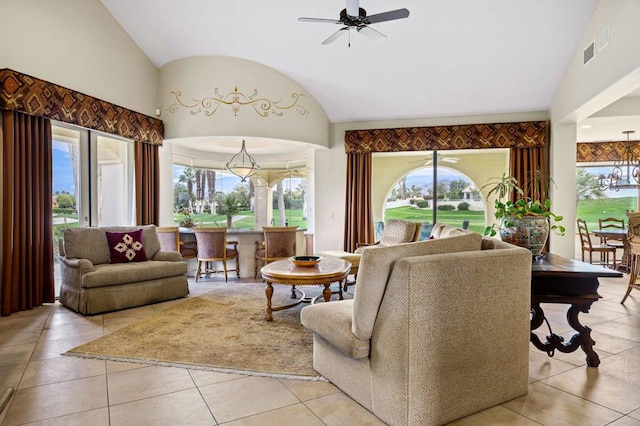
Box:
[301,300,370,359]
[59,257,95,272]
[153,250,183,262]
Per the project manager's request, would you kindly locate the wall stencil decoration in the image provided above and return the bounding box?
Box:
[166,86,309,118]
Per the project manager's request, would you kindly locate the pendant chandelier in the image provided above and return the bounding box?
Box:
[598,130,639,191]
[225,140,259,182]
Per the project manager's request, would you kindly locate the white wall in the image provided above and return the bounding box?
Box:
[0,0,159,116]
[550,0,640,257]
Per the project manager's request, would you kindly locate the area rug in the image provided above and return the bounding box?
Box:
[64,282,332,379]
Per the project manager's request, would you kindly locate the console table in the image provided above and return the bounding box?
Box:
[530,253,622,367]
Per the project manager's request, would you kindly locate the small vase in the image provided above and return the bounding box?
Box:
[499,216,550,256]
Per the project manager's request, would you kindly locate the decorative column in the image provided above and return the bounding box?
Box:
[253,177,273,229]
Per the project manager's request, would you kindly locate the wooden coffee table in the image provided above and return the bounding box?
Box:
[260,257,351,321]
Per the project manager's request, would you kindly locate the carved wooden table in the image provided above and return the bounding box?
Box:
[591,228,629,272]
[260,257,351,321]
[530,253,622,367]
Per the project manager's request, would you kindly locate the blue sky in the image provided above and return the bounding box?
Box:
[52,141,75,193]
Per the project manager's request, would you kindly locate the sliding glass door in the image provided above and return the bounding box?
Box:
[52,123,135,295]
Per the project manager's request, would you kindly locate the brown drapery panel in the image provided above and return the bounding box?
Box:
[344,153,374,252]
[135,141,160,225]
[1,110,54,316]
[509,146,548,202]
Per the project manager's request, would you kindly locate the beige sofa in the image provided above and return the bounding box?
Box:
[59,225,189,315]
[301,226,532,425]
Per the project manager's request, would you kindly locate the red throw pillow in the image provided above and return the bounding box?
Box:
[106,229,147,263]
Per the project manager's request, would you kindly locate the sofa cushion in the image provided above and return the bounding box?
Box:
[430,223,470,239]
[63,225,161,265]
[81,260,187,288]
[106,229,148,263]
[352,231,482,340]
[379,219,418,246]
[301,300,370,359]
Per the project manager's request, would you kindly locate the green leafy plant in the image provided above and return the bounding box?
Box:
[216,192,243,227]
[482,173,565,237]
[178,208,198,228]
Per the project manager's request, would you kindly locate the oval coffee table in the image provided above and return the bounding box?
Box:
[260,257,351,321]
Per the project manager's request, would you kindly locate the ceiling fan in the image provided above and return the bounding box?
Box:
[298,0,410,46]
[412,152,460,166]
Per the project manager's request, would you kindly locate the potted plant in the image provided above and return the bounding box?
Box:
[177,208,198,228]
[483,172,565,256]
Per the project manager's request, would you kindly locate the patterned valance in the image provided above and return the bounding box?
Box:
[577,141,640,162]
[344,121,547,154]
[0,68,163,145]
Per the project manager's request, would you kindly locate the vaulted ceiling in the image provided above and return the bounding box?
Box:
[101,0,599,124]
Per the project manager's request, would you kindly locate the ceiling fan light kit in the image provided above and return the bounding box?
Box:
[299,0,409,46]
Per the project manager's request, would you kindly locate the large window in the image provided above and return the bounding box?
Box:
[52,123,135,295]
[576,164,638,230]
[172,165,307,229]
[383,163,486,238]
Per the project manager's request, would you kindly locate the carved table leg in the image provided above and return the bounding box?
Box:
[265,282,274,322]
[567,304,600,367]
[290,285,297,299]
[322,283,332,302]
[530,301,599,367]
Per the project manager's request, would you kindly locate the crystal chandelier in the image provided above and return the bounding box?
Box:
[598,130,639,191]
[225,140,259,182]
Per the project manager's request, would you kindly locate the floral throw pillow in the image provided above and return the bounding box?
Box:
[105,229,147,263]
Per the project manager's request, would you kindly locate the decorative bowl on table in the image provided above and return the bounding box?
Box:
[290,255,322,267]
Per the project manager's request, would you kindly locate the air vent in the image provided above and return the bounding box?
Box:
[583,41,595,66]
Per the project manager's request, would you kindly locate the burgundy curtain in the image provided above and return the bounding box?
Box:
[509,146,548,202]
[134,140,160,225]
[344,153,374,252]
[1,110,54,316]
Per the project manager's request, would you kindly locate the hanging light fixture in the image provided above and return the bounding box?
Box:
[225,139,259,182]
[599,130,639,191]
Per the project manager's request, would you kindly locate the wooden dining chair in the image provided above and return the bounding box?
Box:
[623,215,640,303]
[598,217,625,244]
[193,227,239,282]
[577,218,617,269]
[157,226,197,260]
[254,226,298,278]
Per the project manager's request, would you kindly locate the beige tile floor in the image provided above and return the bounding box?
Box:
[1,272,640,425]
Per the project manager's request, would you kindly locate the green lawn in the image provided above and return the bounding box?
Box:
[384,206,486,234]
[174,209,308,229]
[577,196,637,230]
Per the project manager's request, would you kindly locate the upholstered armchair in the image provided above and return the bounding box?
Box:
[301,230,532,425]
[354,219,422,253]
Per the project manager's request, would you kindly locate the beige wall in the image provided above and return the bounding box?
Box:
[159,56,329,147]
[550,0,640,257]
[0,0,159,116]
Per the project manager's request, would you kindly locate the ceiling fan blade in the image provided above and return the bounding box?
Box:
[345,0,360,17]
[443,158,459,163]
[364,8,410,24]
[357,25,387,43]
[298,17,342,24]
[322,27,348,45]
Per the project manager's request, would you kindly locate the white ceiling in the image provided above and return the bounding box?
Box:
[100,0,599,124]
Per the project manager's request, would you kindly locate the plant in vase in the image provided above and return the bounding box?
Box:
[483,173,565,256]
[178,208,198,228]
